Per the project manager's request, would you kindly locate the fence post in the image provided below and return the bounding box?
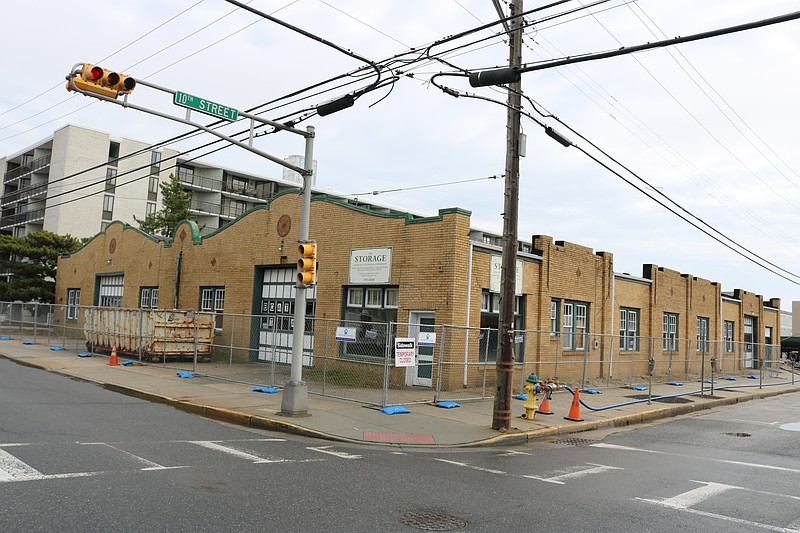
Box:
[434,325,446,403]
[322,319,329,396]
[382,322,393,407]
[138,310,144,362]
[192,310,199,374]
[229,313,236,375]
[580,347,588,390]
[481,328,489,399]
[700,347,706,397]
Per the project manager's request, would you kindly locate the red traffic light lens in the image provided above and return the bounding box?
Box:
[89,66,103,81]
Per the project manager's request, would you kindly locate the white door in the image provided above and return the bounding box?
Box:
[407,311,435,387]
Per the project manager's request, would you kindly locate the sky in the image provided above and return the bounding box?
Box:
[1,0,799,309]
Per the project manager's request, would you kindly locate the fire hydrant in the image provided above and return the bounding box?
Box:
[521,373,541,420]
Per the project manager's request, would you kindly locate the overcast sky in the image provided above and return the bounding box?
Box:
[1,1,799,309]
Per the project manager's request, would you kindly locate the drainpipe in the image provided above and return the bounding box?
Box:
[174,250,183,309]
[609,271,615,378]
[463,242,474,387]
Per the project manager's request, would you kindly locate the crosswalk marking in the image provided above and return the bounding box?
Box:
[1,448,101,483]
[522,463,623,485]
[592,442,800,474]
[190,440,288,463]
[638,481,800,533]
[82,442,175,470]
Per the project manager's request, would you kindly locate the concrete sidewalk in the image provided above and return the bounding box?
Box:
[2,338,798,447]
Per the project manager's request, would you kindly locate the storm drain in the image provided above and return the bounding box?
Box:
[397,510,467,531]
[548,437,596,447]
[725,432,751,437]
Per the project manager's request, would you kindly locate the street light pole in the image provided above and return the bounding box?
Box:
[281,125,315,416]
[492,0,524,431]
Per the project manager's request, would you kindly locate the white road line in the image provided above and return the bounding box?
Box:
[190,441,286,463]
[81,442,171,470]
[0,448,42,482]
[307,446,362,459]
[653,481,734,509]
[495,450,533,457]
[433,459,506,475]
[541,463,623,484]
[591,443,800,474]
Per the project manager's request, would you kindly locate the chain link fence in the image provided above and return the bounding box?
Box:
[0,301,793,406]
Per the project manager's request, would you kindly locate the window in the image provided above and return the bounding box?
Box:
[365,287,383,308]
[385,288,398,309]
[102,194,114,220]
[108,141,120,166]
[201,287,225,329]
[724,320,735,353]
[148,176,159,201]
[66,288,81,320]
[550,299,560,336]
[619,308,639,351]
[343,286,399,358]
[150,150,162,171]
[663,313,678,351]
[697,317,709,352]
[140,287,159,309]
[146,202,156,217]
[479,290,524,362]
[563,301,588,351]
[98,275,124,307]
[347,287,364,307]
[105,168,117,192]
[177,165,195,184]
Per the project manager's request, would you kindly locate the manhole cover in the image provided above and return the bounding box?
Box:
[549,437,596,446]
[725,432,751,437]
[397,510,467,531]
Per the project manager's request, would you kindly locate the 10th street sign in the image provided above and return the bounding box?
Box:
[174,91,238,121]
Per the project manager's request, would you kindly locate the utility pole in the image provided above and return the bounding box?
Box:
[492,0,524,431]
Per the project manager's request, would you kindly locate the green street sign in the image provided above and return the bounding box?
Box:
[174,91,238,122]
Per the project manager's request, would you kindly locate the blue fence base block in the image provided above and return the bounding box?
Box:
[723,376,737,381]
[50,346,64,351]
[122,360,133,366]
[434,401,460,409]
[176,371,194,379]
[746,374,759,379]
[77,352,92,358]
[513,394,527,401]
[667,381,683,386]
[22,340,34,345]
[251,387,279,394]
[583,389,602,394]
[380,406,410,415]
[633,386,648,391]
[704,380,717,384]
[0,336,10,341]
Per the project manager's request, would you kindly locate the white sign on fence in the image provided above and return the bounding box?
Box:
[417,331,436,347]
[394,337,416,367]
[336,326,357,342]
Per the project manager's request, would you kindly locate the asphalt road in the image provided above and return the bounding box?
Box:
[2,358,799,532]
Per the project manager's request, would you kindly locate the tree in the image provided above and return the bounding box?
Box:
[0,231,81,303]
[134,173,195,238]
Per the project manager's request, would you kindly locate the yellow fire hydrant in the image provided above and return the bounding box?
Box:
[521,373,540,420]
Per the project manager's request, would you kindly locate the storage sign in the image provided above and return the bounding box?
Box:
[349,247,392,284]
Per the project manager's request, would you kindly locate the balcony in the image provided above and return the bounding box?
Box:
[1,183,48,207]
[3,154,51,184]
[0,208,46,229]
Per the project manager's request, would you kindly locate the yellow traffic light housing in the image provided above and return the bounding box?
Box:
[297,241,317,286]
[66,64,136,99]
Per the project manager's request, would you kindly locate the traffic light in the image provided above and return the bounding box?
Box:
[66,64,136,99]
[297,241,317,286]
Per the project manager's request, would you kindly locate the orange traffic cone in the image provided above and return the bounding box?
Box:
[108,344,119,366]
[564,388,584,421]
[536,391,554,415]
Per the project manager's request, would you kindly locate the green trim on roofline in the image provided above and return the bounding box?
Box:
[59,220,161,258]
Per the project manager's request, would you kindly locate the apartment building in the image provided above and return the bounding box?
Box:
[0,124,306,239]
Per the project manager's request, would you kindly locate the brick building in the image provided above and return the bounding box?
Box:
[54,188,781,388]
